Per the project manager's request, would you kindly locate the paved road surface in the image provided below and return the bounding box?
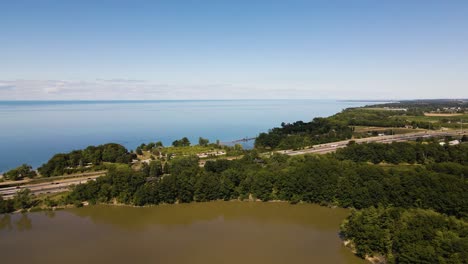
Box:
[277,130,464,156]
[0,175,102,198]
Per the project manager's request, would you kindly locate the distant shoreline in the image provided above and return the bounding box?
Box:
[0,99,391,104]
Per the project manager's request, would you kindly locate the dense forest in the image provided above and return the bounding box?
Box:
[341,207,468,263]
[335,141,468,166]
[37,143,136,177]
[330,108,443,130]
[329,108,408,127]
[61,146,468,219]
[254,117,353,149]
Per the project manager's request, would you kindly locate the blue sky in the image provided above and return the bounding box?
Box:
[1,0,467,100]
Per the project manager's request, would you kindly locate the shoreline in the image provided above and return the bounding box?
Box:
[0,99,378,173]
[5,196,343,214]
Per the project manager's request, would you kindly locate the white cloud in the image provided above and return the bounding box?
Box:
[0,79,466,100]
[0,79,265,100]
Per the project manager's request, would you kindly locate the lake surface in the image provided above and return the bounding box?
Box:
[0,202,365,264]
[0,100,373,172]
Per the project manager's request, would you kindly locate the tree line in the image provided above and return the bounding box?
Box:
[66,152,468,218]
[37,143,136,177]
[255,117,353,149]
[368,99,467,115]
[335,141,468,166]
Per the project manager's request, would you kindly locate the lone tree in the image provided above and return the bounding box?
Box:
[135,147,143,155]
[198,137,209,146]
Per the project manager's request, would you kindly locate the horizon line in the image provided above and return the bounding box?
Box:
[2,98,466,102]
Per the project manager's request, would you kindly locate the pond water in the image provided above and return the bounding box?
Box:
[0,202,365,264]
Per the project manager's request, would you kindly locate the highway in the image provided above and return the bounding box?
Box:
[0,174,101,199]
[277,130,464,156]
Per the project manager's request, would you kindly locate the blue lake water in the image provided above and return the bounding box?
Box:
[0,100,373,172]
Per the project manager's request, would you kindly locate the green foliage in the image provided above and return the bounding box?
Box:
[198,137,209,146]
[251,170,275,201]
[2,189,63,213]
[44,197,58,208]
[0,196,15,214]
[149,161,163,177]
[172,137,191,147]
[204,159,231,173]
[136,141,164,155]
[255,117,353,149]
[255,100,466,151]
[426,162,468,178]
[13,189,34,210]
[38,143,136,177]
[341,207,468,263]
[157,175,177,204]
[330,108,408,128]
[135,147,143,155]
[335,142,468,166]
[169,156,200,176]
[4,164,37,181]
[289,194,302,204]
[141,161,164,178]
[64,151,468,219]
[369,99,468,114]
[195,172,221,202]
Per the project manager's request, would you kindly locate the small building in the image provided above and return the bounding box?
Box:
[196,150,226,158]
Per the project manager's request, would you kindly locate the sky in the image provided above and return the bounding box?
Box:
[1,0,467,100]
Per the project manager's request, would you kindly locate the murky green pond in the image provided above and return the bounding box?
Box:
[0,202,365,264]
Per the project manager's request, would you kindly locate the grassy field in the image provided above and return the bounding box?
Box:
[404,114,468,129]
[138,145,227,159]
[404,114,468,122]
[362,107,407,111]
[376,163,423,172]
[35,191,68,202]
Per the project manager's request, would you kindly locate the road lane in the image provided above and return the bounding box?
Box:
[0,175,101,198]
[279,130,463,156]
